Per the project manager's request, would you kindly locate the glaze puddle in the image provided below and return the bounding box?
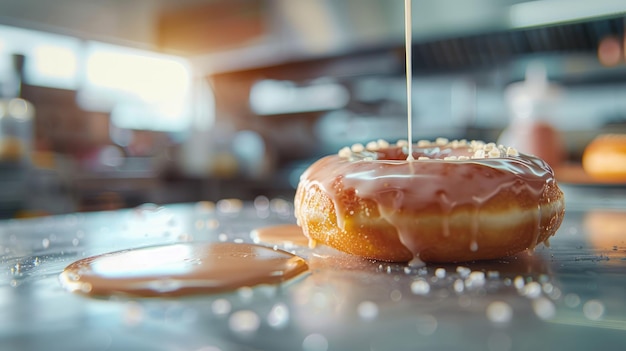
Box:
[60,242,308,298]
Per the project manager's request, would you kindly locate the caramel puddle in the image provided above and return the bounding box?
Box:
[60,242,308,298]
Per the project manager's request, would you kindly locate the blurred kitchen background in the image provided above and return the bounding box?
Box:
[0,0,625,218]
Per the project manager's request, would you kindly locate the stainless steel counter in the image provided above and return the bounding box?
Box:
[1,193,625,351]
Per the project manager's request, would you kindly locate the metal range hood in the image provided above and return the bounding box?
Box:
[0,0,624,74]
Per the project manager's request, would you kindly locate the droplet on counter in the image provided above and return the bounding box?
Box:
[42,238,50,249]
[267,303,290,329]
[410,279,431,295]
[390,289,403,302]
[217,199,243,214]
[434,268,446,279]
[583,300,605,321]
[302,333,329,351]
[250,224,309,247]
[207,219,220,230]
[123,301,144,326]
[211,299,232,316]
[72,238,80,247]
[532,297,556,320]
[253,196,270,211]
[465,271,486,289]
[415,314,438,336]
[486,301,513,324]
[456,266,471,278]
[357,301,379,321]
[521,282,542,299]
[228,310,260,336]
[194,201,216,213]
[453,279,465,293]
[59,242,309,298]
[564,293,581,308]
[238,286,254,301]
[218,233,228,242]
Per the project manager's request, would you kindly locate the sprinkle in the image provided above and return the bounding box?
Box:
[436,137,449,145]
[444,156,458,161]
[488,148,502,158]
[338,147,351,158]
[457,156,470,161]
[396,139,408,147]
[377,139,390,148]
[506,147,519,156]
[470,140,485,150]
[472,149,485,159]
[418,156,430,160]
[484,142,496,151]
[488,148,501,158]
[366,141,379,151]
[417,140,431,147]
[351,143,364,153]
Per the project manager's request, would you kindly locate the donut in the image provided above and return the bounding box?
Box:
[582,134,626,182]
[294,138,565,263]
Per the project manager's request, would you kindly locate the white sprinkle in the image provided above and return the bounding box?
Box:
[488,148,501,158]
[457,156,470,161]
[436,137,449,145]
[396,139,408,147]
[338,147,351,158]
[417,140,431,147]
[473,149,485,159]
[484,142,496,151]
[444,156,458,161]
[410,279,431,295]
[366,141,379,150]
[377,139,390,148]
[506,147,519,156]
[351,143,364,153]
[418,156,430,160]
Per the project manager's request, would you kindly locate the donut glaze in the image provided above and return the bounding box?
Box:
[294,139,565,263]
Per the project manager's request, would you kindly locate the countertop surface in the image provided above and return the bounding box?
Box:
[1,187,625,351]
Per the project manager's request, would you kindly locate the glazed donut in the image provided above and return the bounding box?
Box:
[294,138,565,263]
[582,134,626,182]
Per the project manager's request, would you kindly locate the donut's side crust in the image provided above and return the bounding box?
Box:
[295,179,565,263]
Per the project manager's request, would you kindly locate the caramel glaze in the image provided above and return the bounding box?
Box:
[60,242,308,298]
[295,143,565,263]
